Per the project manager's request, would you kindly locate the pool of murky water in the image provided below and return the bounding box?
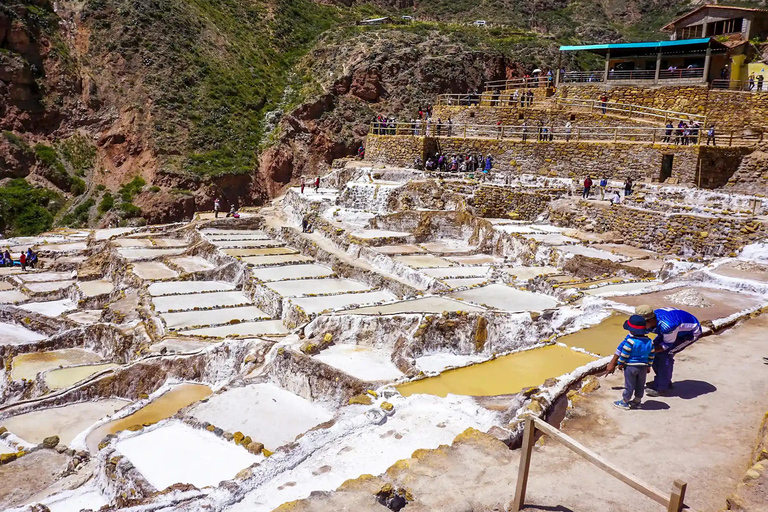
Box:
[11,348,103,381]
[557,312,629,357]
[44,363,119,390]
[397,345,596,397]
[85,383,213,452]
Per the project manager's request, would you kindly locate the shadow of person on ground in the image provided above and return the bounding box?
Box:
[521,505,576,512]
[638,400,670,410]
[667,380,717,400]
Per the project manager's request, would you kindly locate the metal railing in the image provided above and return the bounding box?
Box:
[560,71,605,84]
[368,121,763,147]
[711,79,768,92]
[563,68,706,84]
[485,76,554,90]
[513,416,695,512]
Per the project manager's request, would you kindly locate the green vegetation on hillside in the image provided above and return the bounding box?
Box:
[0,179,63,236]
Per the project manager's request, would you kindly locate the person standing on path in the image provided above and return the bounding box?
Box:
[605,314,655,410]
[663,122,673,143]
[636,305,702,397]
[565,121,572,142]
[624,177,633,196]
[19,251,26,271]
[600,92,608,114]
[521,121,528,142]
[706,125,716,146]
[314,176,320,193]
[599,177,608,200]
[214,198,221,218]
[582,176,593,199]
[300,179,305,194]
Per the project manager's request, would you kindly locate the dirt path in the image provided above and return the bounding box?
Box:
[522,314,768,511]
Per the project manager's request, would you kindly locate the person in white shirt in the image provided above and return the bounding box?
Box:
[611,190,622,205]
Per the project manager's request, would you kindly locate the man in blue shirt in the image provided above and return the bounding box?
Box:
[636,305,702,396]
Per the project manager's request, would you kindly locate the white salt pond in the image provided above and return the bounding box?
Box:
[169,255,216,272]
[524,233,581,245]
[420,241,476,254]
[441,277,488,288]
[24,280,74,293]
[19,299,77,317]
[148,281,236,296]
[447,254,503,265]
[583,281,659,296]
[132,262,179,280]
[17,272,73,282]
[350,229,410,239]
[116,422,262,490]
[450,284,559,311]
[242,254,315,266]
[181,320,289,337]
[0,290,28,304]
[161,306,269,329]
[421,266,492,278]
[0,322,46,345]
[35,487,108,512]
[191,383,334,450]
[314,344,403,381]
[66,310,103,325]
[40,242,87,252]
[225,394,496,512]
[77,280,114,297]
[93,227,136,240]
[44,363,118,390]
[394,254,453,268]
[266,278,370,297]
[149,338,215,353]
[113,238,155,247]
[1,399,129,446]
[202,232,270,241]
[493,224,544,234]
[0,282,12,291]
[250,264,334,282]
[290,290,397,314]
[554,245,630,262]
[342,296,485,315]
[223,247,298,257]
[499,266,560,281]
[152,290,251,312]
[118,247,186,260]
[212,239,283,248]
[374,244,425,255]
[11,348,103,381]
[415,353,486,373]
[0,439,15,455]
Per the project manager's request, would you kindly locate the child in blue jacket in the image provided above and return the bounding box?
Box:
[605,314,656,410]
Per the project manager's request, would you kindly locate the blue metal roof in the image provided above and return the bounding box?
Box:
[559,38,715,52]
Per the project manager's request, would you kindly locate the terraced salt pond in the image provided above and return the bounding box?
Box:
[24,280,74,293]
[152,290,251,312]
[314,344,403,381]
[0,290,28,304]
[556,312,628,357]
[169,256,216,272]
[161,306,269,329]
[118,248,187,260]
[2,399,129,446]
[11,349,103,381]
[86,383,213,452]
[44,363,119,390]
[290,290,397,314]
[223,247,298,257]
[181,320,289,337]
[77,280,114,297]
[132,262,179,280]
[421,266,492,278]
[148,281,235,296]
[250,264,334,281]
[394,254,453,268]
[266,278,370,297]
[19,299,77,317]
[398,345,596,397]
[0,322,47,345]
[342,296,485,315]
[242,254,315,266]
[449,284,559,312]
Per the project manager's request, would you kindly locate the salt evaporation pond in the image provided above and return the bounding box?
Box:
[342,296,484,315]
[557,312,629,357]
[0,438,15,455]
[223,247,298,257]
[499,266,559,281]
[415,353,486,373]
[148,280,235,296]
[421,266,492,278]
[583,281,658,296]
[374,244,425,255]
[152,290,251,312]
[249,263,334,281]
[11,348,103,381]
[0,282,12,291]
[19,299,77,317]
[84,384,211,449]
[118,247,186,260]
[77,280,114,297]
[442,277,489,288]
[36,487,108,512]
[169,255,216,272]
[1,399,129,446]
[44,363,118,390]
[0,290,28,304]
[161,305,269,329]
[449,284,559,312]
[554,245,629,262]
[17,271,73,282]
[394,254,453,268]
[24,280,74,293]
[447,254,504,265]
[212,239,283,248]
[132,262,179,280]
[116,422,262,490]
[181,320,289,337]
[191,383,334,450]
[314,344,403,381]
[266,278,370,297]
[397,345,596,397]
[67,310,103,325]
[242,254,315,266]
[290,290,397,314]
[0,322,47,345]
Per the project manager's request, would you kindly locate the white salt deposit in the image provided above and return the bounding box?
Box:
[266,278,370,297]
[421,266,492,278]
[132,261,179,280]
[554,245,629,262]
[66,310,103,325]
[450,284,559,312]
[40,242,87,252]
[16,271,73,282]
[93,227,136,240]
[212,239,283,248]
[374,244,426,255]
[19,299,77,317]
[77,280,114,297]
[181,320,289,337]
[447,254,504,265]
[350,229,411,239]
[416,353,486,373]
[0,290,28,304]
[740,242,768,263]
[499,266,559,281]
[161,306,269,329]
[191,383,334,449]
[394,254,453,268]
[116,422,262,490]
[23,281,73,293]
[441,277,489,288]
[290,290,397,314]
[153,290,251,312]
[584,281,659,296]
[250,264,334,282]
[118,247,186,260]
[314,344,403,381]
[664,288,714,308]
[37,487,108,512]
[524,233,581,245]
[341,296,485,315]
[242,254,315,266]
[148,281,236,296]
[0,438,15,455]
[170,256,216,272]
[0,322,46,345]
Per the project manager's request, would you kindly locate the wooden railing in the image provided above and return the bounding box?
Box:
[368,122,762,147]
[485,77,553,90]
[554,97,706,125]
[513,416,694,512]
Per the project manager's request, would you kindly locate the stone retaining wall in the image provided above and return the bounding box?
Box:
[471,186,566,220]
[548,199,766,256]
[365,135,428,168]
[556,84,768,132]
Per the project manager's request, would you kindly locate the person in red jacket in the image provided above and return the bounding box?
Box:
[314,176,320,193]
[19,251,27,271]
[582,176,593,199]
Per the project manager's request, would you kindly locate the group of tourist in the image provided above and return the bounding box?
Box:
[661,120,710,145]
[606,305,702,409]
[748,72,765,91]
[299,176,321,194]
[0,248,38,270]
[423,153,493,174]
[581,176,633,203]
[213,198,240,218]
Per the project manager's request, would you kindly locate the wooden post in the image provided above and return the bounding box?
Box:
[464,125,467,139]
[576,128,580,141]
[628,105,633,119]
[667,480,687,512]
[729,130,733,146]
[500,126,505,139]
[512,417,536,511]
[614,127,618,142]
[652,129,657,144]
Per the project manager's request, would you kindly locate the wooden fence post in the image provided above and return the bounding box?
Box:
[513,417,536,511]
[464,125,467,139]
[652,129,657,144]
[667,480,687,512]
[614,127,618,142]
[729,130,734,147]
